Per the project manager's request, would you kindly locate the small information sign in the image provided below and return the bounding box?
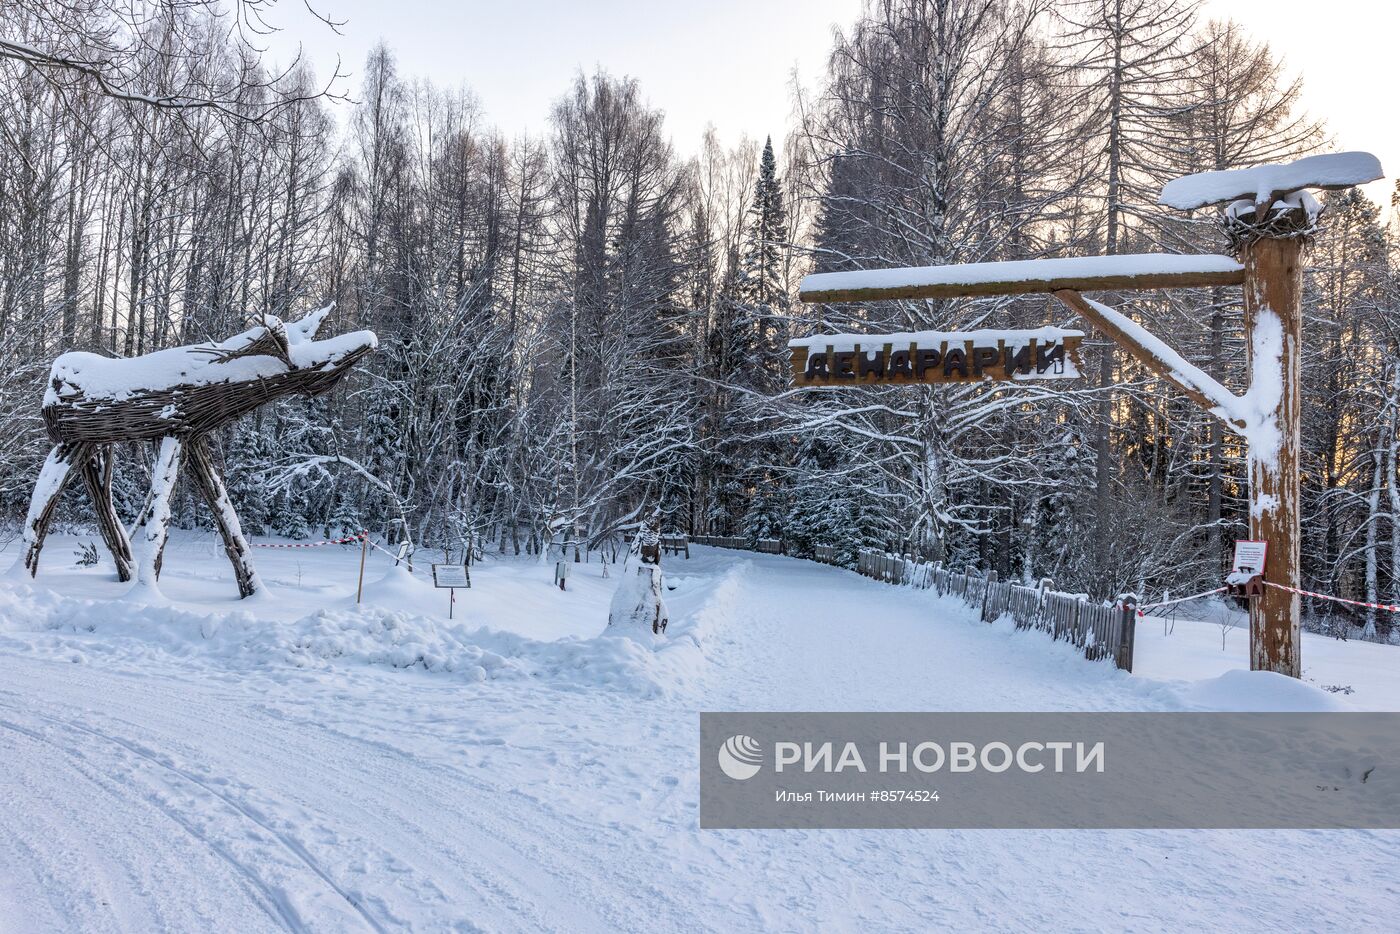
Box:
[433,564,470,588]
[1231,540,1268,576]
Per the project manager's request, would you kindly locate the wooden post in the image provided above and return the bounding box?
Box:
[981,569,998,622]
[1056,261,1305,678]
[356,532,368,604]
[1240,235,1304,677]
[1116,594,1138,673]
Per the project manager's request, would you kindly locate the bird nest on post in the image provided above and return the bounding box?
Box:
[19,304,377,599]
[1222,192,1322,251]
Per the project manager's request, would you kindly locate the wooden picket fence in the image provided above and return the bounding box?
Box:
[659,534,690,558]
[693,535,748,550]
[693,535,783,554]
[851,549,1138,672]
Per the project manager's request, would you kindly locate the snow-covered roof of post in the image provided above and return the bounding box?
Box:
[798,253,1243,303]
[1159,152,1382,211]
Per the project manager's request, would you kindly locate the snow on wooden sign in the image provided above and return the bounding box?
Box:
[789,328,1084,387]
[797,253,1243,304]
[1159,151,1382,211]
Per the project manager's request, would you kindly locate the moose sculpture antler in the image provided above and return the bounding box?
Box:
[19,305,377,598]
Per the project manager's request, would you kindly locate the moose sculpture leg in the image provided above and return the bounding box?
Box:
[186,436,262,598]
[20,442,92,577]
[78,445,135,582]
[133,436,183,593]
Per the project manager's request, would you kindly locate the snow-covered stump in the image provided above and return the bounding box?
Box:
[1239,234,1303,677]
[608,527,669,639]
[131,436,182,598]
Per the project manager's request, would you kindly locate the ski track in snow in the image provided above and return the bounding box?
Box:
[1,543,1397,932]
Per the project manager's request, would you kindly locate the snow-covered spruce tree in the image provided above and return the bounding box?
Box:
[269,487,313,541]
[736,137,791,394]
[327,493,363,540]
[780,434,885,566]
[224,429,273,536]
[741,475,788,546]
[722,138,796,534]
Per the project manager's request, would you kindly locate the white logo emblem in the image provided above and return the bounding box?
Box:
[717,734,763,780]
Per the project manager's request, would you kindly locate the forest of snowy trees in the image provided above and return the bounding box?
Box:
[3,0,1399,638]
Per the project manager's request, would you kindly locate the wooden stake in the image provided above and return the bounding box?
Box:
[1241,235,1303,677]
[357,532,368,604]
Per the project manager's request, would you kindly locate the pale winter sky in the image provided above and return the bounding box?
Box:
[269,0,1395,206]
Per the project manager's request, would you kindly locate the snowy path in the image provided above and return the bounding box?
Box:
[0,545,1396,931]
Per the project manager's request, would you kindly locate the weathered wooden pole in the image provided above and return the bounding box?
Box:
[1238,233,1304,677]
[357,532,368,604]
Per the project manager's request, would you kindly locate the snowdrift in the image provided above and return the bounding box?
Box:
[0,561,748,697]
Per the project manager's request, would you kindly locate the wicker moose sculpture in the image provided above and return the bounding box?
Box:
[19,305,376,598]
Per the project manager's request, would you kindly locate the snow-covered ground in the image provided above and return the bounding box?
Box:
[1,533,1397,931]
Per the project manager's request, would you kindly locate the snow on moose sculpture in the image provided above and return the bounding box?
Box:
[608,522,669,638]
[17,305,376,599]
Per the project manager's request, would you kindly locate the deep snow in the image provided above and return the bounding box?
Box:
[0,532,1397,931]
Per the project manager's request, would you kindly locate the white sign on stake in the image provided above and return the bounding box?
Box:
[432,563,469,620]
[1231,540,1268,577]
[432,564,470,588]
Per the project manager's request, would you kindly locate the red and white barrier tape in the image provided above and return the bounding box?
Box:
[1136,586,1228,615]
[252,531,367,549]
[1263,580,1400,614]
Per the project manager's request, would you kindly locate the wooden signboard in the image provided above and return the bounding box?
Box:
[432,564,470,588]
[432,563,470,620]
[790,329,1084,388]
